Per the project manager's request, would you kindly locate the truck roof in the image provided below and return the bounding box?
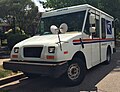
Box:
[42,4,113,19]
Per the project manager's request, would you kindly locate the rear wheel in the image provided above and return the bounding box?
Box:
[62,58,87,86]
[104,49,111,64]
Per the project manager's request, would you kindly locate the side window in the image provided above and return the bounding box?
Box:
[40,21,44,34]
[101,18,106,38]
[112,21,114,28]
[84,13,90,35]
[93,18,100,38]
[84,13,100,37]
[106,20,112,35]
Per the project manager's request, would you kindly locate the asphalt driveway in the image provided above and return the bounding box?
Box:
[0,48,120,92]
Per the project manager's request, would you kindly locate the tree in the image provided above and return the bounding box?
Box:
[0,0,39,35]
[45,0,103,9]
[46,0,85,9]
[45,0,120,19]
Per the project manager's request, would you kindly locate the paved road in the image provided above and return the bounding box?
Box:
[0,50,120,92]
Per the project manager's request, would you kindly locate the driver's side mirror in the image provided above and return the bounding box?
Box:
[89,14,96,33]
[90,27,96,33]
[89,14,95,24]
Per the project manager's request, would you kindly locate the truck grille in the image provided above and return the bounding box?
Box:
[23,47,43,58]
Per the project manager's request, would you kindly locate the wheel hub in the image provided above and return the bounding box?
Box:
[68,63,80,80]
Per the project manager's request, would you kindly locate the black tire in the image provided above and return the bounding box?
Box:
[104,49,111,64]
[62,58,87,86]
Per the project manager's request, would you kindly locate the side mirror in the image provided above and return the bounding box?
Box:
[90,27,96,33]
[89,14,95,24]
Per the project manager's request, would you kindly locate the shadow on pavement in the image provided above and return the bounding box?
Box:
[1,51,120,92]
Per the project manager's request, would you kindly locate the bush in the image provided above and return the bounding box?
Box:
[7,34,28,50]
[5,27,29,50]
[5,27,25,36]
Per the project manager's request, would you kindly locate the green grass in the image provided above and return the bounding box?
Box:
[0,66,14,78]
[0,66,16,92]
[0,90,9,92]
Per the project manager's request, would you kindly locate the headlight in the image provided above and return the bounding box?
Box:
[14,47,19,53]
[48,46,55,53]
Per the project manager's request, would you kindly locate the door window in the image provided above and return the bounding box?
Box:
[93,18,100,38]
[101,18,106,38]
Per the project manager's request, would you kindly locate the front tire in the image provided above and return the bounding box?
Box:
[62,58,87,86]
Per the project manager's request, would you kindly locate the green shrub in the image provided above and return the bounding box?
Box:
[5,27,25,36]
[7,34,28,50]
[5,27,29,50]
[0,90,9,92]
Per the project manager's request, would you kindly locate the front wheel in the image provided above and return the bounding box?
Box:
[62,58,87,86]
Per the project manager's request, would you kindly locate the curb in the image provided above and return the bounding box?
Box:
[0,73,25,86]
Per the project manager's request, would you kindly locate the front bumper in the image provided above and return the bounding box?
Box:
[3,60,68,78]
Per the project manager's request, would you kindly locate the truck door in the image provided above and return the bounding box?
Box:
[91,15,101,66]
[100,18,112,62]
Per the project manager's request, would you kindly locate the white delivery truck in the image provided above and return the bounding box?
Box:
[3,4,116,86]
